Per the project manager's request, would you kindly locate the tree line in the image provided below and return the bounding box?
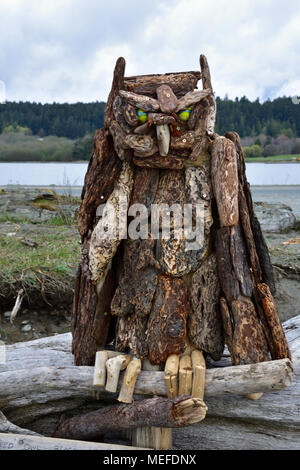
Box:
[0,96,299,140]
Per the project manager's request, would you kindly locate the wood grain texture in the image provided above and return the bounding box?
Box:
[215,226,253,302]
[176,89,211,111]
[109,120,132,161]
[133,153,184,170]
[115,314,149,359]
[104,57,126,129]
[147,275,190,365]
[188,254,224,361]
[156,84,178,113]
[257,283,291,360]
[77,128,122,238]
[53,396,207,441]
[119,90,160,112]
[211,136,239,227]
[124,71,200,97]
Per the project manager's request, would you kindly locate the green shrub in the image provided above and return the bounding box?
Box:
[243,144,262,158]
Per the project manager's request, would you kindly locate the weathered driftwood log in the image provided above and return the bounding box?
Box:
[123,134,154,154]
[112,96,132,134]
[200,54,216,136]
[124,101,139,127]
[0,433,143,451]
[104,57,125,129]
[211,137,239,226]
[119,90,159,112]
[0,318,296,434]
[0,360,293,426]
[124,71,200,97]
[0,411,40,436]
[156,123,170,156]
[52,396,207,441]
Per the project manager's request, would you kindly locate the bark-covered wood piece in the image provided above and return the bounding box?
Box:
[239,185,262,282]
[176,89,211,111]
[124,102,139,127]
[200,54,216,136]
[219,297,235,360]
[130,166,159,209]
[171,131,196,150]
[147,275,190,365]
[77,128,122,238]
[252,216,276,294]
[188,254,224,361]
[230,295,270,365]
[124,71,200,97]
[156,84,178,113]
[104,57,126,129]
[91,267,115,347]
[148,113,176,126]
[119,90,160,112]
[89,161,134,284]
[257,283,291,360]
[111,239,158,318]
[133,154,184,170]
[123,133,154,154]
[115,314,149,359]
[211,136,239,227]
[112,96,132,134]
[53,396,207,441]
[215,226,253,302]
[72,242,99,366]
[226,131,276,294]
[109,120,132,161]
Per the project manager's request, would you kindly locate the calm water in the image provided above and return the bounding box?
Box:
[1,162,300,187]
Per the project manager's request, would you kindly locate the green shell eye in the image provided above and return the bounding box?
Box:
[177,106,192,122]
[136,108,148,124]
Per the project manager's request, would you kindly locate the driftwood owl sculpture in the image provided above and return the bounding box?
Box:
[72,55,290,403]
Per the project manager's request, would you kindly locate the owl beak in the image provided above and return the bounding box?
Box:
[156,124,170,156]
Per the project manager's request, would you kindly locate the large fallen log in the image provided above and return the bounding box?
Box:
[0,316,298,451]
[0,433,145,451]
[52,396,207,441]
[0,359,293,425]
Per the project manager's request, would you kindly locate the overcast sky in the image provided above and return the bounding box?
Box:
[0,0,299,104]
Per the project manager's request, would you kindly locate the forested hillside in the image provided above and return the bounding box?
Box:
[0,96,299,140]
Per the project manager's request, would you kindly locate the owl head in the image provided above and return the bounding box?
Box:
[105,55,216,168]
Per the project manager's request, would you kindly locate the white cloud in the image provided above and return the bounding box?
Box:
[0,0,299,103]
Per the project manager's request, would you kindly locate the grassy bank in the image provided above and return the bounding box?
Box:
[0,221,81,308]
[246,154,300,163]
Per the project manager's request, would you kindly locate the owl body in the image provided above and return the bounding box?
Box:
[73,55,286,370]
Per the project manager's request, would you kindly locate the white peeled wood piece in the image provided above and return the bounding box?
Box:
[0,433,146,451]
[164,354,179,398]
[105,355,130,393]
[118,358,142,403]
[10,289,24,324]
[132,427,172,450]
[156,124,170,156]
[179,355,193,396]
[191,350,206,399]
[93,351,108,387]
[89,161,134,283]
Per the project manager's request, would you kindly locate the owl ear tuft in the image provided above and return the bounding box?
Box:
[200,55,213,92]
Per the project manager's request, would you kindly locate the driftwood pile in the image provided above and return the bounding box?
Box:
[0,316,297,449]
